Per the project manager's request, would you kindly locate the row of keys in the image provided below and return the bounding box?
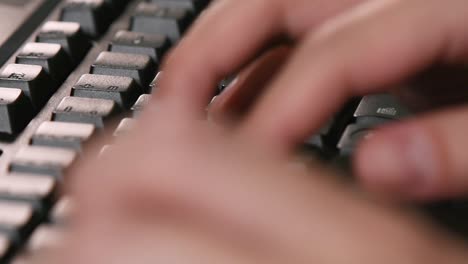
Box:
[3,0,210,262]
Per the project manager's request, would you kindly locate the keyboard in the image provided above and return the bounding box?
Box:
[0,0,463,263]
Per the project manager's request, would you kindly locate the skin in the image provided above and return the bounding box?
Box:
[32,0,468,263]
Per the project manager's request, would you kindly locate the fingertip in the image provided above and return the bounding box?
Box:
[354,124,441,200]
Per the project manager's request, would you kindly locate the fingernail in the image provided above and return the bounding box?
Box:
[357,125,439,197]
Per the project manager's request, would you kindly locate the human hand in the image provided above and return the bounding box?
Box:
[37,100,467,264]
[160,0,468,200]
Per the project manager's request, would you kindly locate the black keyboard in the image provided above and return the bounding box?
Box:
[0,0,464,263]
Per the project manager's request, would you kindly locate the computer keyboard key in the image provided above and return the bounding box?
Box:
[114,118,135,137]
[72,74,141,109]
[91,52,156,89]
[0,233,12,263]
[131,3,192,43]
[0,64,54,109]
[60,0,112,38]
[149,0,209,13]
[26,226,63,253]
[51,197,72,223]
[0,200,36,239]
[53,96,120,128]
[32,121,96,151]
[354,94,410,122]
[0,174,57,206]
[131,94,151,116]
[16,43,72,83]
[110,30,169,63]
[0,88,34,135]
[10,146,77,178]
[337,124,375,156]
[37,21,92,64]
[149,71,162,93]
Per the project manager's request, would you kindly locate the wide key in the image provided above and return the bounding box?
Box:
[148,0,209,14]
[0,173,57,207]
[91,51,156,89]
[53,96,120,128]
[131,2,192,43]
[37,21,91,64]
[16,43,72,83]
[72,74,141,109]
[354,94,410,126]
[31,121,96,151]
[0,64,54,109]
[10,146,77,178]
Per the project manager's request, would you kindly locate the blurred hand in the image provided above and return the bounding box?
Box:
[160,0,468,200]
[41,101,466,264]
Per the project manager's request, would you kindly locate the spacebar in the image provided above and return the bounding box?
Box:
[0,0,61,66]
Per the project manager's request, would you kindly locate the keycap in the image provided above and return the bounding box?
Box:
[354,94,410,126]
[51,197,72,223]
[53,96,120,128]
[0,64,54,109]
[0,200,36,239]
[149,0,209,13]
[337,124,375,156]
[0,233,12,263]
[149,71,162,93]
[16,42,72,83]
[114,118,135,137]
[131,3,192,43]
[31,121,96,151]
[131,94,151,116]
[72,74,141,109]
[0,173,57,206]
[60,0,112,38]
[109,30,169,63]
[36,21,92,63]
[26,226,63,253]
[304,119,334,150]
[10,146,77,178]
[91,52,156,90]
[0,88,34,135]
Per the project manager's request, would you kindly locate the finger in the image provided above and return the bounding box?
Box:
[242,0,468,152]
[208,46,291,124]
[158,0,364,116]
[355,105,468,200]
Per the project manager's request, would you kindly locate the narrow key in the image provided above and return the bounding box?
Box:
[10,146,77,178]
[0,173,57,206]
[91,51,156,89]
[114,118,135,137]
[37,21,91,64]
[32,121,96,151]
[0,200,37,240]
[16,43,72,83]
[72,74,141,109]
[0,88,34,136]
[109,30,169,63]
[337,124,375,156]
[60,0,112,38]
[131,94,151,117]
[131,3,192,43]
[53,96,120,128]
[0,64,55,109]
[354,94,410,126]
[149,71,162,93]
